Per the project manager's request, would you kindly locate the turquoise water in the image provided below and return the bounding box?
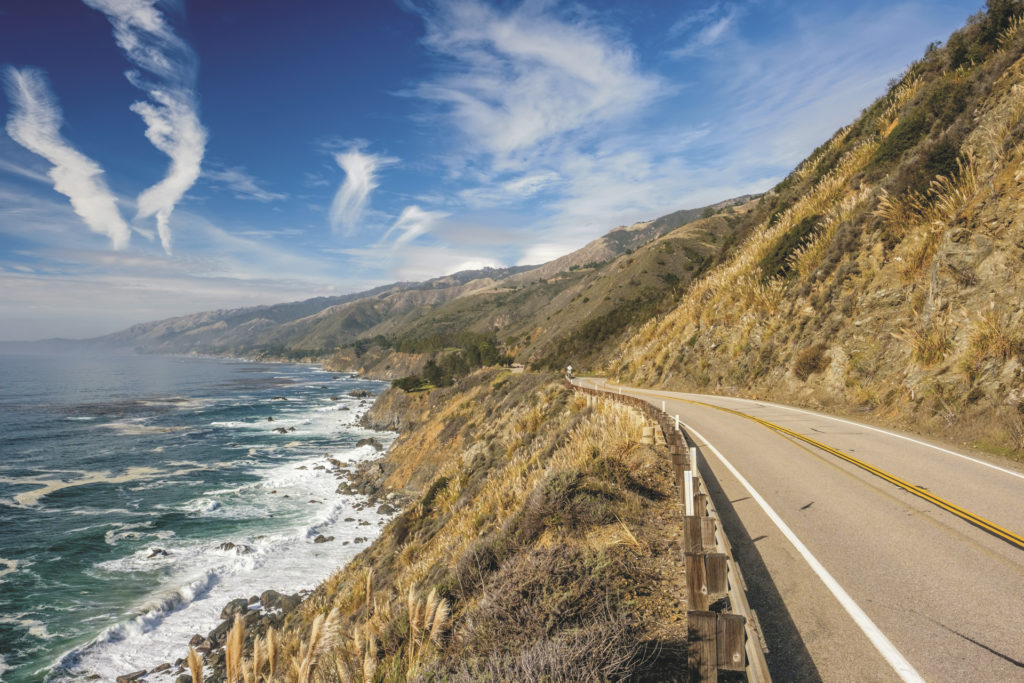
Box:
[0,352,391,681]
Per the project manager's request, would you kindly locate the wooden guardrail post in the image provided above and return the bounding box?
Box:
[565,380,770,683]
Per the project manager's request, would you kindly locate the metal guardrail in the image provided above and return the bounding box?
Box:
[568,379,771,683]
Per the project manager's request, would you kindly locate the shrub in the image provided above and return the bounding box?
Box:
[793,343,829,380]
[758,213,822,280]
[392,375,425,392]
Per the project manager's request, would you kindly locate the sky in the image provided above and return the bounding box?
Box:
[0,0,985,341]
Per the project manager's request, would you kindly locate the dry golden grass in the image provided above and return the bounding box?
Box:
[244,375,684,681]
[894,315,953,366]
[614,137,878,384]
[187,647,204,683]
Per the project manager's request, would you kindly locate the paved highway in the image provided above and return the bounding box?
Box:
[577,379,1024,682]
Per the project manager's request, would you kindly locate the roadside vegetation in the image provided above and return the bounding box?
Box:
[192,370,689,681]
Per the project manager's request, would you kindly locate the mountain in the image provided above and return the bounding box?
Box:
[613,4,1024,459]
[83,195,753,366]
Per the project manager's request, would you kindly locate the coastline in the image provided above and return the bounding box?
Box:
[92,376,400,682]
[0,355,400,682]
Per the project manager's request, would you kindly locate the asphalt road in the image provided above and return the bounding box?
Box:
[577,379,1024,682]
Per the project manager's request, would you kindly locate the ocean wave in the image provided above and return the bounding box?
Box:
[50,570,219,678]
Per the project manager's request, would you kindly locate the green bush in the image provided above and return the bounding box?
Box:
[392,375,425,392]
[872,109,929,168]
[757,213,822,280]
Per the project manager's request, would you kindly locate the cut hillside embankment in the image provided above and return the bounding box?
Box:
[176,369,703,680]
[614,5,1024,462]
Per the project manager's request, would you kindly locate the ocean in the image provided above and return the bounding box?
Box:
[0,352,393,681]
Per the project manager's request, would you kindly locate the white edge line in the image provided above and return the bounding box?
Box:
[687,393,1024,481]
[682,419,925,683]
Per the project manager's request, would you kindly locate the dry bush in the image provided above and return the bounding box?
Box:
[793,343,830,380]
[966,307,1022,364]
[895,318,953,366]
[451,611,642,682]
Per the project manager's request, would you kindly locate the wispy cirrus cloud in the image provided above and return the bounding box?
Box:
[83,0,207,255]
[329,147,395,235]
[2,67,132,250]
[412,0,662,167]
[380,205,448,249]
[669,3,741,58]
[204,165,287,202]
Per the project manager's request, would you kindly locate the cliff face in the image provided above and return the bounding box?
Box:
[232,370,692,679]
[614,8,1024,460]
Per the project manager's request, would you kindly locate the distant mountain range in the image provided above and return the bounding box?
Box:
[3,195,755,371]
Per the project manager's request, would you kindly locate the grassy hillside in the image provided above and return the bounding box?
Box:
[199,370,691,680]
[327,199,756,378]
[614,2,1024,459]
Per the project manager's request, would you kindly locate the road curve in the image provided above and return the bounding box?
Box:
[577,378,1024,682]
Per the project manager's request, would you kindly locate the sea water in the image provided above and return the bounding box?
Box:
[0,352,394,681]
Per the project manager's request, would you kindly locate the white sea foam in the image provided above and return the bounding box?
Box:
[0,613,55,640]
[48,385,395,682]
[3,467,166,508]
[0,556,22,582]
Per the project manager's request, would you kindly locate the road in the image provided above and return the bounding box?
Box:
[576,378,1024,682]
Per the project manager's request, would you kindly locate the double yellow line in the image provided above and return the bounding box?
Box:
[620,384,1024,552]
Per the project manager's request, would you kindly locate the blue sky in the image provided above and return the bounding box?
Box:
[0,0,983,340]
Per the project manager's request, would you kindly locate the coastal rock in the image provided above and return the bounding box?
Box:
[218,542,235,551]
[220,597,249,620]
[356,437,384,451]
[260,589,282,609]
[376,503,396,515]
[148,548,170,558]
[313,534,334,543]
[116,671,147,683]
[274,427,288,434]
[175,675,193,683]
[209,619,233,647]
[151,662,171,673]
[349,389,372,398]
[188,634,204,646]
[277,594,301,613]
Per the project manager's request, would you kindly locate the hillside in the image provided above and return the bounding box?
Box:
[174,370,692,680]
[83,196,752,368]
[613,4,1024,460]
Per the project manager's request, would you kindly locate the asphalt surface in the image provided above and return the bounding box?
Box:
[578,379,1024,682]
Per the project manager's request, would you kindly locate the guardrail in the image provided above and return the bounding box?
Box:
[568,379,771,683]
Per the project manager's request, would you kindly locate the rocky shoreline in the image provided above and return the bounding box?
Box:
[113,387,412,683]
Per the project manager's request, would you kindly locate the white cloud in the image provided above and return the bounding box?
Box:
[457,170,560,207]
[329,148,394,235]
[381,205,448,248]
[2,67,132,250]
[413,0,662,166]
[204,166,287,202]
[669,4,740,58]
[83,0,207,255]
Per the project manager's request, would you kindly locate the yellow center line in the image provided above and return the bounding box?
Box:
[613,384,1024,552]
